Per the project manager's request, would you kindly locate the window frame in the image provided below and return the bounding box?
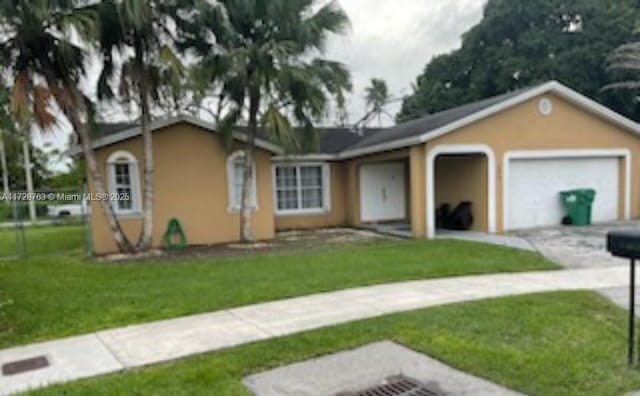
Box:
[272,162,331,216]
[226,150,258,212]
[106,150,142,216]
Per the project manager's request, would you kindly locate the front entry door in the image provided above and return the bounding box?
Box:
[360,162,406,222]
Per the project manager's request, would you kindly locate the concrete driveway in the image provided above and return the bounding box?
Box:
[516,222,640,311]
[514,222,640,269]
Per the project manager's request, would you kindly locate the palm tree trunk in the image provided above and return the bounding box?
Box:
[240,90,259,243]
[137,57,154,251]
[46,78,134,253]
[0,134,10,195]
[21,136,36,222]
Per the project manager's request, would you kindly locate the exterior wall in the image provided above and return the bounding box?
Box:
[274,162,349,230]
[409,145,426,237]
[343,149,410,227]
[434,155,488,232]
[90,91,640,251]
[90,123,275,254]
[425,92,640,234]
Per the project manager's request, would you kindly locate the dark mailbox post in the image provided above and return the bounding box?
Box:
[607,231,640,366]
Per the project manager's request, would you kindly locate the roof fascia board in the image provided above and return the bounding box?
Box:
[338,86,554,160]
[418,83,556,144]
[549,82,640,133]
[87,115,284,154]
[339,81,640,160]
[273,154,338,161]
[81,81,640,161]
[338,135,422,160]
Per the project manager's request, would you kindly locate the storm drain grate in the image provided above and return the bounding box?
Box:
[2,356,49,376]
[336,375,445,396]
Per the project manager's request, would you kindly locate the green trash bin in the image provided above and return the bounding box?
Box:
[559,189,596,226]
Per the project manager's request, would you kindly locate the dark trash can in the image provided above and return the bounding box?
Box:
[559,189,596,226]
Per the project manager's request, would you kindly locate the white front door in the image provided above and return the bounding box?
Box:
[507,157,619,230]
[360,162,406,222]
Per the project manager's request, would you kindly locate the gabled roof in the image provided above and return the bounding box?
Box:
[338,81,640,159]
[85,81,640,160]
[343,86,537,154]
[88,115,284,154]
[90,116,384,156]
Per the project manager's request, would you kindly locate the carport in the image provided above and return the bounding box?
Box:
[426,144,496,238]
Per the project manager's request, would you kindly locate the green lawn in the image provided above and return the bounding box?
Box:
[0,237,556,348]
[0,223,85,258]
[24,291,640,396]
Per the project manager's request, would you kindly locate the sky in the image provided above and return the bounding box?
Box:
[34,0,487,169]
[327,0,486,126]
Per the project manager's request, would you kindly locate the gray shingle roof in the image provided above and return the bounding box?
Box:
[347,85,540,152]
[94,122,139,137]
[92,84,545,156]
[312,128,384,154]
[95,121,383,155]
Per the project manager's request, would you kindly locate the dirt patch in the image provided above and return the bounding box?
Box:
[97,228,393,263]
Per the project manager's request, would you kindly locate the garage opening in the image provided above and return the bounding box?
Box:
[434,153,489,235]
[359,159,411,237]
[505,153,626,231]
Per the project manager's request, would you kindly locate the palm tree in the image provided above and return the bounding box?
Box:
[97,0,186,251]
[184,0,352,242]
[21,133,36,222]
[0,0,135,252]
[0,85,15,196]
[604,42,640,91]
[364,78,390,126]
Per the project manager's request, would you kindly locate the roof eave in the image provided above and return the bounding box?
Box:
[73,81,640,161]
[78,114,284,155]
[338,81,640,159]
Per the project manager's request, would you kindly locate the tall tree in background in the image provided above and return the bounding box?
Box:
[0,85,14,195]
[184,0,352,242]
[97,0,186,251]
[365,78,391,126]
[364,78,390,126]
[21,132,36,221]
[1,80,62,192]
[398,0,640,122]
[0,0,136,252]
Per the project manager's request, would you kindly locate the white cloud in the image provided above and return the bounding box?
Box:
[327,0,486,125]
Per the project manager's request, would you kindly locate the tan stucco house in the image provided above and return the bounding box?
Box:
[86,81,640,254]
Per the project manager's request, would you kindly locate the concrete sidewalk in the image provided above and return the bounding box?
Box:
[0,266,632,395]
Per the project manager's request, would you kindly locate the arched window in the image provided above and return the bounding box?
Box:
[106,150,141,215]
[227,151,257,212]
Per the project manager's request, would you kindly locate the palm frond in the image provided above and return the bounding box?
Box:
[32,84,56,129]
[261,104,297,149]
[298,0,350,53]
[10,71,31,125]
[602,81,640,92]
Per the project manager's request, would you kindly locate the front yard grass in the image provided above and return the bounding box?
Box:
[25,291,640,396]
[0,238,556,348]
[0,223,85,258]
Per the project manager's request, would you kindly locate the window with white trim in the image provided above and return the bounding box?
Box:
[227,151,257,211]
[107,151,140,215]
[274,164,329,214]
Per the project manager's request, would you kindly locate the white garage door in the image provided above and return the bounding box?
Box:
[507,157,619,230]
[360,162,406,222]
